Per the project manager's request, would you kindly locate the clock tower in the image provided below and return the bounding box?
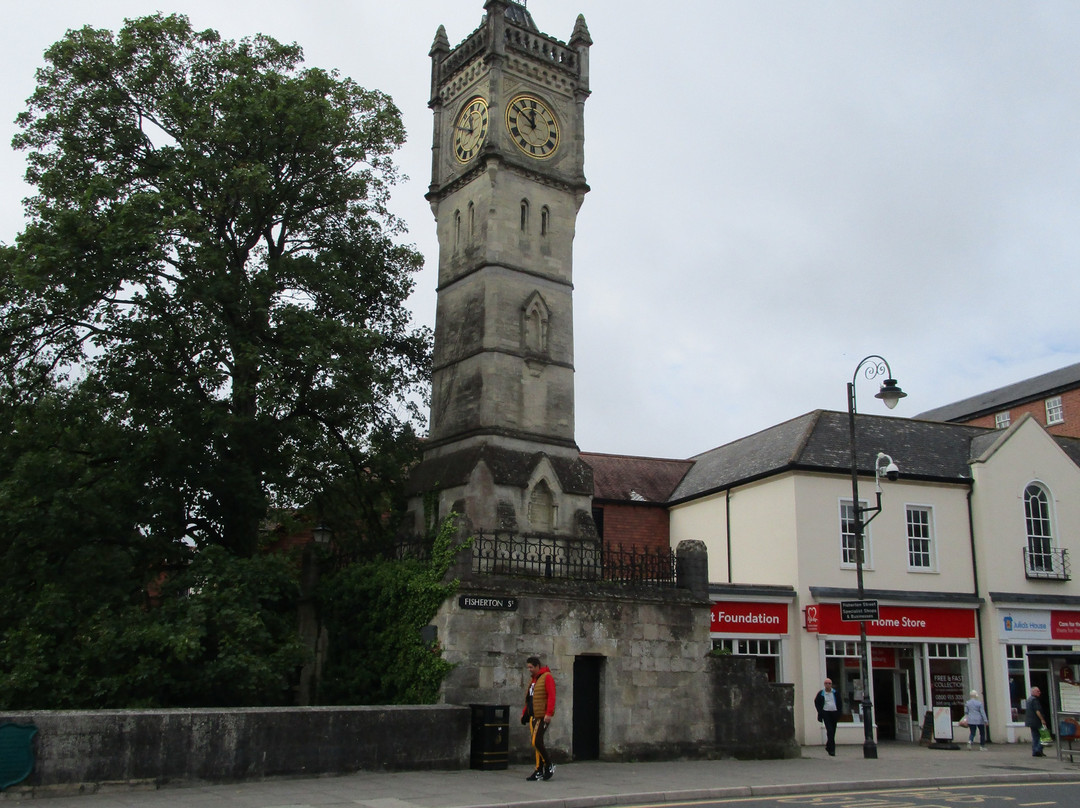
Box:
[407,0,595,539]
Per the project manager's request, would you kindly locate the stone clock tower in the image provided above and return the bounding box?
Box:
[407,0,595,540]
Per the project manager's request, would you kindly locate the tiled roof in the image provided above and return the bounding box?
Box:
[669,410,991,503]
[581,452,692,503]
[915,362,1080,422]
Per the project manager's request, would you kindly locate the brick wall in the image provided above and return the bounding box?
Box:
[595,503,670,552]
[956,387,1080,439]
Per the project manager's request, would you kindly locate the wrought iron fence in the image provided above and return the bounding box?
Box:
[1024,546,1071,581]
[471,532,678,588]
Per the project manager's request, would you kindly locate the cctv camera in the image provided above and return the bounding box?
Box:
[884,462,900,482]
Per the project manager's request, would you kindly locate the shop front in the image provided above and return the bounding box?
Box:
[807,602,978,743]
[993,605,1080,742]
[710,599,791,683]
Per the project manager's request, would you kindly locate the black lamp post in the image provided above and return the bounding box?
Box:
[847,354,906,759]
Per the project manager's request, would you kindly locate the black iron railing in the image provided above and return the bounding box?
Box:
[1024,546,1071,581]
[471,533,677,588]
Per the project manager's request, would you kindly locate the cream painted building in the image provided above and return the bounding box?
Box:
[651,409,1080,747]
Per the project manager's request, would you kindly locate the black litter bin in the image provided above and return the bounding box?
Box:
[470,704,509,770]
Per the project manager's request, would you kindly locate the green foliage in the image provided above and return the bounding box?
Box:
[316,517,467,705]
[0,546,307,709]
[2,12,430,557]
[0,13,431,708]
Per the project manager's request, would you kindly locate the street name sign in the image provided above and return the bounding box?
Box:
[841,599,880,622]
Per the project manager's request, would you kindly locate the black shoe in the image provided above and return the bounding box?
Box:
[1033,751,1046,757]
[542,764,555,781]
[827,750,836,756]
[526,768,542,781]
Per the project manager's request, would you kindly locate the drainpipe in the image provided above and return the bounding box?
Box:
[968,485,991,742]
[726,489,733,583]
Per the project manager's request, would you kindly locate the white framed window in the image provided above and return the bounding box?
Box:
[995,411,1010,429]
[1046,396,1064,425]
[1024,482,1059,576]
[906,505,935,571]
[840,500,872,568]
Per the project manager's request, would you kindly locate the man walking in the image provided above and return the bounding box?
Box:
[521,655,556,781]
[814,678,840,756]
[1026,686,1047,757]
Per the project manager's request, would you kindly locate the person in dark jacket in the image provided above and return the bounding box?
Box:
[1025,687,1047,757]
[521,656,556,780]
[813,678,840,756]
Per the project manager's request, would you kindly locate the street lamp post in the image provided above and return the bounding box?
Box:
[847,355,906,760]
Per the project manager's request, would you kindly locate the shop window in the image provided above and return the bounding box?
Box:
[824,640,862,719]
[840,500,872,568]
[906,505,935,571]
[1046,396,1064,425]
[928,643,970,722]
[1007,643,1055,723]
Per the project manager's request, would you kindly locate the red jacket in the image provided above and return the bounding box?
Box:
[523,666,556,720]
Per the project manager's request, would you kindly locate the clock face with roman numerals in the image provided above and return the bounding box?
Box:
[454,97,489,163]
[505,94,560,159]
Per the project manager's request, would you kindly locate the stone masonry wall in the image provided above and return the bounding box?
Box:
[0,705,469,793]
[435,574,716,762]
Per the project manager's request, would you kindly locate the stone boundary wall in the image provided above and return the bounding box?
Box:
[0,705,469,793]
[436,573,717,762]
[709,655,799,759]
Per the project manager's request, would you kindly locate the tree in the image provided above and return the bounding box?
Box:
[2,13,430,558]
[0,14,432,707]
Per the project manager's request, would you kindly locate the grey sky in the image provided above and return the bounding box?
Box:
[3,1,1079,459]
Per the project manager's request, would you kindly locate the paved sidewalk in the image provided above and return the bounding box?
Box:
[3,743,1078,808]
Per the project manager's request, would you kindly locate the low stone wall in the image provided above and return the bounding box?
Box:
[0,705,469,792]
[710,655,799,759]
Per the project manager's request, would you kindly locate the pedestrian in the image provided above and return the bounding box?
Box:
[964,689,988,750]
[1025,686,1047,757]
[521,655,556,781]
[814,678,840,756]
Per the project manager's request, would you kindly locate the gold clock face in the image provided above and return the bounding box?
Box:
[506,94,560,159]
[454,97,489,163]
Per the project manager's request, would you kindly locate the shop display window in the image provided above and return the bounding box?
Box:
[824,640,861,720]
[928,643,970,722]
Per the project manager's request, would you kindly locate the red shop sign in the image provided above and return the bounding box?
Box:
[711,601,789,634]
[813,603,975,639]
[1052,611,1080,641]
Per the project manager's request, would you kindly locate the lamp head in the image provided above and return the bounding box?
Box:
[875,378,907,410]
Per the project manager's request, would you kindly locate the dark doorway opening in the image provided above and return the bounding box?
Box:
[873,669,897,741]
[573,655,602,760]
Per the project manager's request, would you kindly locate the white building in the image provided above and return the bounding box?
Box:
[594,409,1080,747]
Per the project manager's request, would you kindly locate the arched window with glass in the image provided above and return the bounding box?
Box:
[1024,483,1065,579]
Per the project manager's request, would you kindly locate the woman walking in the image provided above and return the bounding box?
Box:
[964,689,989,750]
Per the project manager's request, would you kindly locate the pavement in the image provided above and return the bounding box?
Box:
[3,742,1079,808]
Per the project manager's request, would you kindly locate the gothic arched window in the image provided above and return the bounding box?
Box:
[520,199,530,232]
[540,206,550,236]
[521,292,549,355]
[528,480,556,531]
[454,209,461,251]
[468,202,475,246]
[1024,483,1056,575]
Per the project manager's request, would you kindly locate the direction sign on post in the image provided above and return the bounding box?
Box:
[841,599,880,622]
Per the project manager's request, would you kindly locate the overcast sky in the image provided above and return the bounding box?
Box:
[3,1,1079,459]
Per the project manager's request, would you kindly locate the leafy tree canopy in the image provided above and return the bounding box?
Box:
[2,13,431,557]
